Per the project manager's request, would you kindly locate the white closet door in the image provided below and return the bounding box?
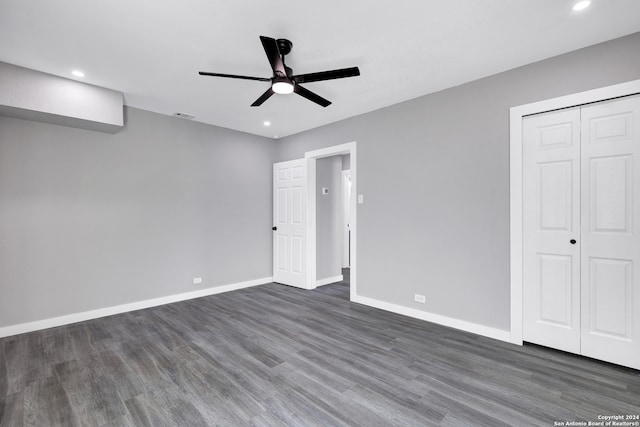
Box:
[273,159,307,288]
[523,108,582,354]
[580,95,640,370]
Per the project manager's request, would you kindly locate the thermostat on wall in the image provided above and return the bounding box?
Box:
[322,187,329,195]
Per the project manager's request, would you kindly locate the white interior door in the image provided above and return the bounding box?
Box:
[342,170,351,268]
[273,159,307,288]
[580,95,640,370]
[523,107,582,354]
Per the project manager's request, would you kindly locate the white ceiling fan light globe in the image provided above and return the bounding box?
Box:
[272,81,294,94]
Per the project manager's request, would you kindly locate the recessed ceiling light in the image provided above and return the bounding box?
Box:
[572,0,592,11]
[71,70,85,78]
[264,121,271,126]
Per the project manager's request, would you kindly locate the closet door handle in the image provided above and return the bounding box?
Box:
[570,239,577,245]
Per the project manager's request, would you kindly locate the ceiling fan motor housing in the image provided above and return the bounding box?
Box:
[276,39,293,56]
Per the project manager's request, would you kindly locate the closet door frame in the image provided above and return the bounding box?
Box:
[509,79,640,346]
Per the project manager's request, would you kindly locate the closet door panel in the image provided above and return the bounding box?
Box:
[523,108,581,354]
[581,95,640,370]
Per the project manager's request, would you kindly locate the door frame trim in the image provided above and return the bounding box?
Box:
[509,79,640,345]
[305,142,357,299]
[342,169,351,269]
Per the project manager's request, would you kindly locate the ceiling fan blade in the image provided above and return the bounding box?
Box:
[292,67,360,84]
[199,72,271,82]
[294,84,331,107]
[251,87,275,107]
[260,36,286,77]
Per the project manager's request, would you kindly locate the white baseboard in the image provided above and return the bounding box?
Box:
[0,276,273,338]
[316,275,344,287]
[351,294,511,343]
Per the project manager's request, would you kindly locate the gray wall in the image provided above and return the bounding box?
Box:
[2,32,639,334]
[0,107,275,327]
[316,156,343,281]
[276,32,640,331]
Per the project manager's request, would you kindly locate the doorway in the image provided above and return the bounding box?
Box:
[306,142,358,299]
[314,155,346,287]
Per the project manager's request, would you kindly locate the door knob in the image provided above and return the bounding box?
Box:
[272,226,277,231]
[570,239,577,244]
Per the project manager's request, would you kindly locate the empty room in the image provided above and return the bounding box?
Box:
[1,0,640,425]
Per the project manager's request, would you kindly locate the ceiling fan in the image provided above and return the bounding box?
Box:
[198,36,360,108]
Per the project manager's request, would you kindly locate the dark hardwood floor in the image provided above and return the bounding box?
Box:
[1,270,639,426]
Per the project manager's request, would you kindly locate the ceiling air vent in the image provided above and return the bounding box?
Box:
[173,112,195,120]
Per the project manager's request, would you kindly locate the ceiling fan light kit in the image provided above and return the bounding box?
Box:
[199,36,360,107]
[272,79,294,94]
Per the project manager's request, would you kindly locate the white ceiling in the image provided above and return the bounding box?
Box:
[1,1,639,138]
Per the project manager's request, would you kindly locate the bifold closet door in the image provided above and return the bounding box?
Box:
[523,95,640,370]
[580,95,640,370]
[523,108,582,354]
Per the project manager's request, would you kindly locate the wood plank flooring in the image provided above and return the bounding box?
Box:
[1,270,639,426]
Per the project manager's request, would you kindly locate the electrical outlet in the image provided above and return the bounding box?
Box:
[193,277,202,285]
[414,294,426,303]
